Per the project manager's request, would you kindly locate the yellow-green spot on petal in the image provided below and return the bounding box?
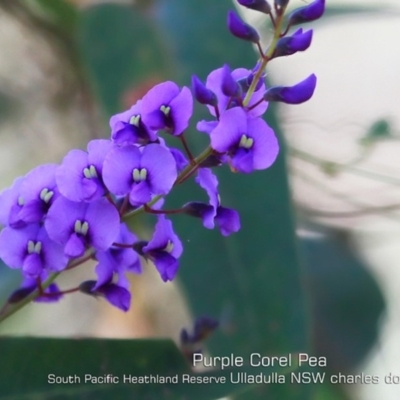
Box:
[81,221,89,236]
[129,115,141,127]
[139,169,147,181]
[39,188,49,201]
[239,134,253,149]
[34,242,42,254]
[160,105,171,116]
[74,220,82,234]
[133,168,147,182]
[43,191,54,203]
[89,165,98,178]
[18,196,25,206]
[83,167,92,179]
[164,240,174,253]
[27,240,35,254]
[132,168,141,182]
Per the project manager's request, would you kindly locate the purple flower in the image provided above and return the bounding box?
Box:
[264,74,317,104]
[288,0,325,26]
[0,224,67,278]
[227,10,260,43]
[45,197,120,258]
[183,169,240,236]
[139,216,183,282]
[191,75,217,106]
[56,139,113,202]
[80,279,131,312]
[237,0,271,14]
[0,177,26,228]
[17,164,60,224]
[110,100,158,145]
[94,223,141,289]
[204,66,267,118]
[208,107,279,173]
[141,81,193,136]
[102,144,177,206]
[273,28,313,58]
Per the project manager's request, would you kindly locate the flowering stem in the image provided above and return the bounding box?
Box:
[144,204,183,215]
[242,5,288,107]
[179,134,195,164]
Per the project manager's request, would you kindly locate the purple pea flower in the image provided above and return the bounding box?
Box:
[102,144,177,206]
[273,28,313,58]
[79,279,131,312]
[110,100,158,145]
[56,139,113,203]
[141,81,193,136]
[208,107,279,173]
[17,164,60,224]
[94,223,141,289]
[45,197,120,258]
[204,66,267,118]
[183,168,240,236]
[138,216,183,282]
[227,10,260,44]
[0,223,67,278]
[191,75,217,106]
[264,74,317,104]
[288,0,325,26]
[237,0,271,14]
[0,177,25,228]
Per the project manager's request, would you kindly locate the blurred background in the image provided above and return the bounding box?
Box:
[0,0,399,399]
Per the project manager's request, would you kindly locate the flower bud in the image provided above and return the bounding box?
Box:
[273,29,313,58]
[227,10,260,44]
[191,75,217,106]
[182,202,210,218]
[221,64,242,97]
[288,0,325,26]
[264,74,317,104]
[237,0,271,14]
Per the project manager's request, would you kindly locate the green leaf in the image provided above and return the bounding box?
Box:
[0,338,295,399]
[78,4,173,116]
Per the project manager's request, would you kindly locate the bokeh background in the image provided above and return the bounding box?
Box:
[0,0,399,399]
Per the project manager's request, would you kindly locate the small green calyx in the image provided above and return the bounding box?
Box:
[132,168,148,183]
[83,165,98,179]
[39,188,54,203]
[129,115,141,127]
[239,134,254,149]
[74,220,89,236]
[27,240,42,254]
[160,105,171,116]
[164,240,174,253]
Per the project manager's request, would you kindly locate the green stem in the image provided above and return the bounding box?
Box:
[242,6,287,107]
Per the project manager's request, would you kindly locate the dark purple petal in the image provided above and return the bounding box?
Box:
[196,168,219,210]
[169,148,189,172]
[264,74,317,104]
[98,283,131,312]
[273,28,313,58]
[196,120,218,134]
[288,0,325,26]
[210,107,247,152]
[169,86,193,135]
[94,252,114,288]
[35,283,63,303]
[191,75,217,105]
[103,145,141,195]
[237,0,271,13]
[22,253,42,277]
[215,207,241,236]
[150,251,179,282]
[141,144,177,195]
[231,148,254,173]
[221,64,241,97]
[227,10,260,43]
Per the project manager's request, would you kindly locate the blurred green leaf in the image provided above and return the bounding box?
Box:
[0,338,295,399]
[78,4,173,116]
[360,118,392,145]
[300,225,385,373]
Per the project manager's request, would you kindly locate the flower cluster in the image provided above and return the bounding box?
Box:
[0,0,324,314]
